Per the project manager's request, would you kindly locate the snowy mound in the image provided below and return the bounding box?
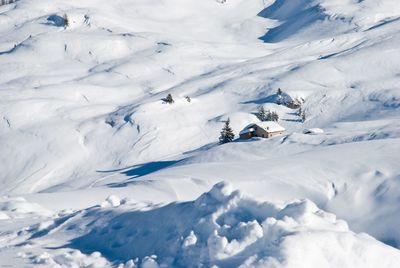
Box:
[0,196,52,219]
[23,182,399,267]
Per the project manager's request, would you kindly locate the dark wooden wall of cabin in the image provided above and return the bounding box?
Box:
[1,0,17,6]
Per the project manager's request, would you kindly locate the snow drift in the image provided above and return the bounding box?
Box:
[24,182,400,268]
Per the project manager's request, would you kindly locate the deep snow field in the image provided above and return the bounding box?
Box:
[1,0,400,267]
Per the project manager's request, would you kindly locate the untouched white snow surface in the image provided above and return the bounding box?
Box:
[1,0,400,267]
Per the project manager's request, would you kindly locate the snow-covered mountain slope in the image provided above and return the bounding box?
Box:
[0,0,400,267]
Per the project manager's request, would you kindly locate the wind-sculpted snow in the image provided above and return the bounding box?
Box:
[0,196,52,219]
[0,0,400,266]
[17,182,397,268]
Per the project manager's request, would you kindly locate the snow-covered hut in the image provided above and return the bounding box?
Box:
[239,121,285,139]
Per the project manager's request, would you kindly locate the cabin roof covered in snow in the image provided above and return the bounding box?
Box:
[239,127,255,135]
[240,122,285,134]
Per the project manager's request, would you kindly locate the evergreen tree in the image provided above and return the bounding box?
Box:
[271,111,279,122]
[257,106,267,121]
[163,94,174,104]
[63,14,70,28]
[276,88,284,105]
[185,96,191,103]
[219,118,235,144]
[265,110,272,121]
[265,110,279,122]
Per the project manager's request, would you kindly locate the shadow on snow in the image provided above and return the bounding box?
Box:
[97,161,181,188]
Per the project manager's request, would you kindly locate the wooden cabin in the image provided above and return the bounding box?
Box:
[1,0,17,6]
[239,122,285,139]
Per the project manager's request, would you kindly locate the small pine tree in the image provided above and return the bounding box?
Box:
[257,106,267,121]
[185,96,191,103]
[265,110,279,122]
[63,14,70,28]
[276,88,284,105]
[163,94,174,104]
[271,111,279,122]
[265,110,272,121]
[219,118,235,144]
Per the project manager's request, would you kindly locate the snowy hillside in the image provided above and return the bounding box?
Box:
[0,0,400,267]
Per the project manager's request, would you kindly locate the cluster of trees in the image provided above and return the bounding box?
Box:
[162,94,191,104]
[256,106,279,122]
